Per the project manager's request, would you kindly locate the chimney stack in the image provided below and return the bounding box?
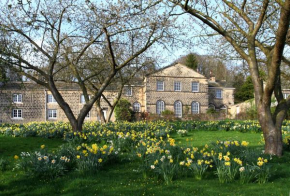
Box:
[209,70,215,82]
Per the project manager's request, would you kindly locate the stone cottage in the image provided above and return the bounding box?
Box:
[0,63,235,123]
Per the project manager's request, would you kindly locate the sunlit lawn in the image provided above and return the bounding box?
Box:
[1,130,290,196]
[174,130,263,148]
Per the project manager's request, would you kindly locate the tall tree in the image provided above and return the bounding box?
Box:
[167,0,290,156]
[234,75,254,103]
[0,0,176,132]
[185,53,198,70]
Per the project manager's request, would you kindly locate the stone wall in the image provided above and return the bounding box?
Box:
[0,64,236,123]
[145,64,209,116]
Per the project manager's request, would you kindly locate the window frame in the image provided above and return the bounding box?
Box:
[47,94,57,103]
[191,101,200,114]
[12,109,22,119]
[157,80,164,91]
[216,89,223,99]
[174,81,181,91]
[125,86,132,96]
[12,94,23,103]
[133,102,141,112]
[48,109,57,119]
[174,101,182,118]
[191,82,199,92]
[156,100,165,115]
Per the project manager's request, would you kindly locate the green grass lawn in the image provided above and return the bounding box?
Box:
[173,130,263,148]
[0,136,63,160]
[1,131,290,196]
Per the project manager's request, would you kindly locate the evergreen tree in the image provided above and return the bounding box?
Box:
[185,53,198,70]
[114,99,133,121]
[234,76,254,103]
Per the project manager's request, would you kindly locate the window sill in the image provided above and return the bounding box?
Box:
[12,118,23,120]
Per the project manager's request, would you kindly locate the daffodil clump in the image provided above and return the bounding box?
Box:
[5,120,290,140]
[0,121,71,138]
[15,145,69,179]
[212,140,248,157]
[282,129,290,150]
[214,151,243,183]
[75,143,116,173]
[177,129,188,137]
[136,135,182,184]
[255,157,270,184]
[14,142,119,178]
[136,137,271,184]
[179,145,213,180]
[7,120,274,183]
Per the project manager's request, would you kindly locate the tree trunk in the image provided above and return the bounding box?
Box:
[258,104,283,156]
[107,108,114,122]
[71,121,83,133]
[95,100,106,124]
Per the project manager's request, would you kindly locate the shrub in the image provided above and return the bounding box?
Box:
[206,108,217,114]
[114,99,134,121]
[161,110,174,116]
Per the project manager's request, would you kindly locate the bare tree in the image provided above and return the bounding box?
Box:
[167,0,290,156]
[0,0,176,132]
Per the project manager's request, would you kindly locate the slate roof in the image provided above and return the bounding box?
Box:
[208,80,234,88]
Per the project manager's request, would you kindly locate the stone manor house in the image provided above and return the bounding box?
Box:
[0,63,235,123]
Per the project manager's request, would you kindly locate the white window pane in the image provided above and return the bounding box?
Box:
[48,95,56,103]
[156,100,165,114]
[13,94,22,103]
[133,102,141,112]
[174,82,181,91]
[216,90,222,98]
[48,95,52,102]
[18,110,22,117]
[157,81,164,91]
[125,87,132,96]
[174,101,182,117]
[192,82,199,92]
[192,102,199,114]
[13,109,22,118]
[18,94,22,102]
[48,110,57,118]
[13,94,17,102]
